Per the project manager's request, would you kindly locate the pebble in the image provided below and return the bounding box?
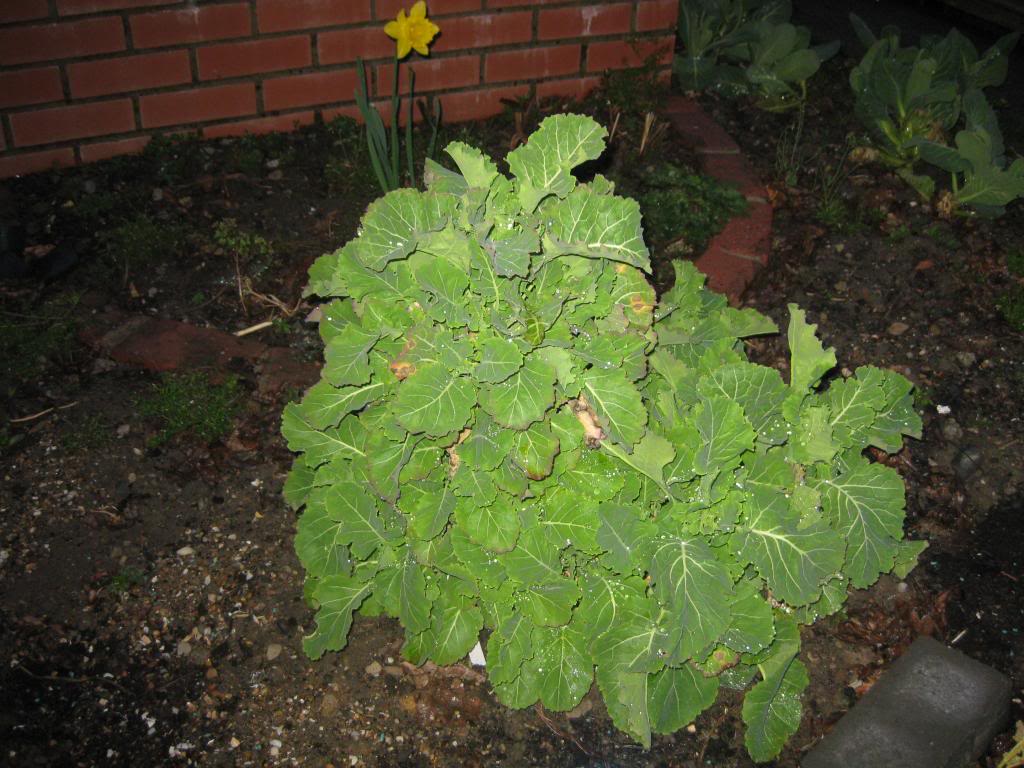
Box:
[957,351,977,368]
[887,321,910,336]
[265,159,280,169]
[84,180,97,194]
[152,188,164,202]
[941,419,963,442]
[266,643,283,662]
[365,661,382,677]
[320,692,340,717]
[176,640,192,657]
[176,546,195,557]
[116,423,131,437]
[268,170,284,181]
[206,667,219,680]
[383,665,403,678]
[230,737,240,749]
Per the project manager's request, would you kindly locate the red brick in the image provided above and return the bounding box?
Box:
[486,0,561,7]
[257,0,370,32]
[376,54,479,96]
[0,17,124,66]
[263,70,358,111]
[538,4,632,41]
[695,246,760,303]
[80,135,151,163]
[432,11,532,53]
[707,204,772,263]
[203,111,315,139]
[637,0,678,32]
[0,0,50,23]
[439,84,527,122]
[322,104,362,123]
[69,51,192,98]
[319,27,395,65]
[375,0,481,18]
[485,45,580,83]
[0,67,64,109]
[57,0,168,15]
[0,148,76,179]
[198,36,311,80]
[586,35,673,71]
[140,83,257,128]
[703,153,764,198]
[535,75,601,102]
[131,4,250,49]
[10,99,135,146]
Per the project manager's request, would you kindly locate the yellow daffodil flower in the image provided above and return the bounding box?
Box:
[384,1,440,60]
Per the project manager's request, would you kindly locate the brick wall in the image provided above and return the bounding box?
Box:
[0,0,678,179]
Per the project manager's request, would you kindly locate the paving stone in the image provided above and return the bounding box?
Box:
[803,636,1011,768]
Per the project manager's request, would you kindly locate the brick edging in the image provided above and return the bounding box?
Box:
[664,95,772,303]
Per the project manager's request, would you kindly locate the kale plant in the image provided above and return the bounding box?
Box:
[283,114,923,761]
[849,14,1018,206]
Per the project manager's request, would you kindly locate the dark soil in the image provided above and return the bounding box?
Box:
[2,48,1023,768]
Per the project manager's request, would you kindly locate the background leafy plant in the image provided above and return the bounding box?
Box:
[283,114,923,762]
[675,0,837,110]
[848,14,1019,211]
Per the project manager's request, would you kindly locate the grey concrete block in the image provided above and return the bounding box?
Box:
[802,636,1011,768]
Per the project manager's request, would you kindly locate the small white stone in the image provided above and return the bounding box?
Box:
[176,546,195,557]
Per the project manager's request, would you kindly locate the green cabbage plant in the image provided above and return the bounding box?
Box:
[282,114,924,762]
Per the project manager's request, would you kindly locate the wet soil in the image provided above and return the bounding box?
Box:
[2,60,1023,768]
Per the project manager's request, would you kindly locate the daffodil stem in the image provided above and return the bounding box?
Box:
[406,68,416,186]
[390,58,400,189]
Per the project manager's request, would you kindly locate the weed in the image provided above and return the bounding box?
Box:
[137,372,240,446]
[998,287,1024,332]
[62,413,112,451]
[227,132,295,176]
[1006,248,1024,277]
[107,567,146,594]
[888,224,912,244]
[922,223,959,250]
[775,104,808,187]
[142,133,205,187]
[0,292,82,392]
[629,163,747,253]
[913,386,935,410]
[101,214,187,279]
[323,116,381,193]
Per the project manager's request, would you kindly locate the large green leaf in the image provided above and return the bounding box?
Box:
[474,335,524,384]
[445,141,499,188]
[648,664,720,734]
[353,189,454,271]
[500,526,563,583]
[454,493,520,553]
[693,395,756,475]
[394,363,476,437]
[582,367,647,448]
[597,503,657,573]
[324,481,400,558]
[533,624,593,711]
[513,421,560,480]
[731,491,845,606]
[545,188,651,273]
[519,578,581,627]
[300,380,386,431]
[813,461,906,587]
[302,575,372,659]
[323,324,380,387]
[743,653,808,762]
[787,305,836,394]
[480,356,556,429]
[507,114,607,212]
[427,578,483,665]
[415,256,471,326]
[281,405,367,467]
[649,536,733,662]
[539,486,600,553]
[295,493,351,577]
